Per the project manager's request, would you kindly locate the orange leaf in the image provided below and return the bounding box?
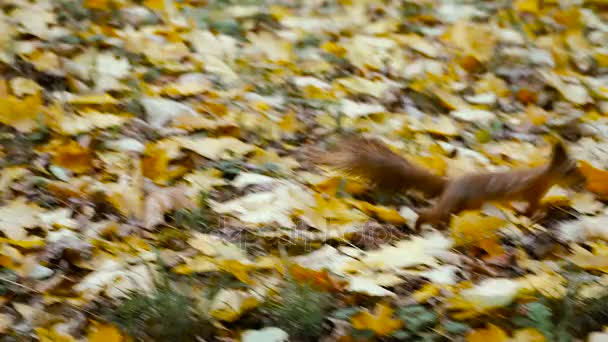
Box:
[351,303,402,337]
[466,324,509,342]
[51,140,93,173]
[289,264,342,292]
[83,0,109,9]
[478,238,505,259]
[579,161,608,199]
[516,89,538,105]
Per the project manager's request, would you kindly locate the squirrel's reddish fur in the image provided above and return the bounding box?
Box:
[315,135,448,198]
[315,135,586,231]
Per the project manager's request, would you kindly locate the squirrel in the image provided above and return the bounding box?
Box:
[314,135,586,231]
[314,134,448,199]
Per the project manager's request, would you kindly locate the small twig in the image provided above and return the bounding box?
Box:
[0,277,41,294]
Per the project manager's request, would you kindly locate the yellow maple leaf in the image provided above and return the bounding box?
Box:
[321,41,347,57]
[569,245,608,272]
[412,283,441,303]
[313,175,369,196]
[27,51,60,72]
[299,193,367,231]
[172,136,255,160]
[210,289,260,322]
[173,255,219,275]
[35,327,76,342]
[450,211,507,257]
[142,142,170,185]
[278,110,302,136]
[444,21,496,63]
[88,322,123,342]
[346,199,406,224]
[511,328,547,342]
[67,93,118,105]
[9,77,42,97]
[0,93,43,133]
[579,160,608,199]
[221,259,254,285]
[465,324,509,342]
[351,303,402,337]
[0,237,45,249]
[514,0,540,13]
[105,161,145,221]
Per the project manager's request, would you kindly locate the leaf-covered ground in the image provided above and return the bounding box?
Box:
[2,0,608,341]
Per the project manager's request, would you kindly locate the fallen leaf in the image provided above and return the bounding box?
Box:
[140,97,198,129]
[0,167,29,194]
[351,303,402,336]
[35,327,77,342]
[511,328,547,342]
[50,140,93,173]
[172,136,255,160]
[67,93,119,105]
[579,160,608,199]
[0,93,43,133]
[212,182,313,228]
[453,278,523,313]
[359,232,453,270]
[51,110,129,136]
[88,322,123,342]
[334,77,390,98]
[242,327,289,342]
[346,275,397,297]
[0,198,45,240]
[143,185,196,229]
[466,324,509,342]
[450,211,507,257]
[210,289,260,322]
